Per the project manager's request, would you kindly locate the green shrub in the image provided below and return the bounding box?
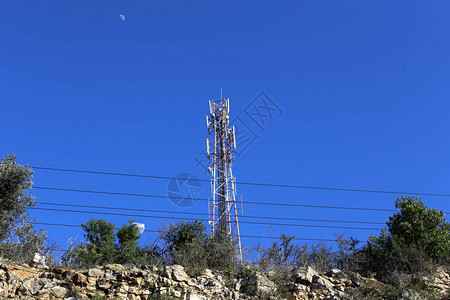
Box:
[359,196,450,284]
[257,234,337,277]
[63,219,150,268]
[159,221,238,276]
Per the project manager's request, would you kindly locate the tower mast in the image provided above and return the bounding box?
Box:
[206,98,243,261]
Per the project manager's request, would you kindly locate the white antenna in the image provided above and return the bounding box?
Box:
[231,126,236,150]
[206,138,210,157]
[209,100,214,117]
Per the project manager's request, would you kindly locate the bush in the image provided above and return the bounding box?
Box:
[63,219,147,268]
[159,221,238,276]
[257,234,337,281]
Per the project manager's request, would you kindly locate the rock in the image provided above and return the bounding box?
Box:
[39,271,55,280]
[291,266,318,285]
[165,265,189,282]
[284,283,307,292]
[312,274,334,290]
[202,269,214,278]
[23,277,48,295]
[6,265,39,280]
[0,261,446,300]
[63,269,75,280]
[51,286,67,298]
[97,280,112,290]
[87,276,97,286]
[73,272,87,286]
[105,263,125,270]
[239,273,276,296]
[88,268,104,278]
[401,288,425,300]
[187,292,208,300]
[32,253,46,266]
[104,271,116,281]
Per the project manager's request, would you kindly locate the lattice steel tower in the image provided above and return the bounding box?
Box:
[206,98,243,261]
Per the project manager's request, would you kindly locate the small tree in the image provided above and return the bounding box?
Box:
[117,221,141,264]
[258,234,296,272]
[161,220,206,255]
[360,196,450,283]
[387,196,450,262]
[65,219,117,267]
[0,154,35,239]
[0,154,47,263]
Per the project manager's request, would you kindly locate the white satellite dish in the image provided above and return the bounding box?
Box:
[133,222,145,235]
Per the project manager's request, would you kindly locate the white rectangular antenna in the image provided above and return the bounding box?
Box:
[209,100,214,117]
[231,126,236,150]
[206,138,210,157]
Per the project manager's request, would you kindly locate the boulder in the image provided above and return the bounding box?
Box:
[238,272,276,296]
[291,266,318,285]
[72,272,87,286]
[311,274,334,290]
[6,265,39,280]
[51,286,67,298]
[187,292,208,300]
[87,268,104,278]
[165,265,189,282]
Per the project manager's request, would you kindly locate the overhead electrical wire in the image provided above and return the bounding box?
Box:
[30,206,382,230]
[36,201,385,225]
[32,186,398,212]
[31,166,450,197]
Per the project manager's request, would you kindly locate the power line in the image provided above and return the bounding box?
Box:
[31,222,363,242]
[32,166,450,197]
[29,207,382,230]
[32,186,397,212]
[36,201,385,225]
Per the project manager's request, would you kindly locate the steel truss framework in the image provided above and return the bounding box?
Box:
[206,98,243,261]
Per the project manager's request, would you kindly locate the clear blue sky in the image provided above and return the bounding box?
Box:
[2,1,450,254]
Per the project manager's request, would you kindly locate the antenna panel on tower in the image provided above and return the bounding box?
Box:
[209,100,215,117]
[231,126,236,150]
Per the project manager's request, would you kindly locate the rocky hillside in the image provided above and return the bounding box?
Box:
[0,259,449,299]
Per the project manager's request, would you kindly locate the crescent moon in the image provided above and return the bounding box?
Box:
[119,14,125,21]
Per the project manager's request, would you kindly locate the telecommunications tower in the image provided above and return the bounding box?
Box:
[206,98,243,261]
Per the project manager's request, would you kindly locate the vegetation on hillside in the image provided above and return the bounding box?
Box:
[1,155,449,297]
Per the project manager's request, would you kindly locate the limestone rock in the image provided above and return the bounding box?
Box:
[238,272,276,296]
[87,268,104,278]
[6,265,39,280]
[165,265,190,282]
[73,272,87,286]
[51,286,67,298]
[187,292,208,300]
[291,266,318,285]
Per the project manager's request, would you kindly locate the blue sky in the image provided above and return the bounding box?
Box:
[2,1,450,254]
